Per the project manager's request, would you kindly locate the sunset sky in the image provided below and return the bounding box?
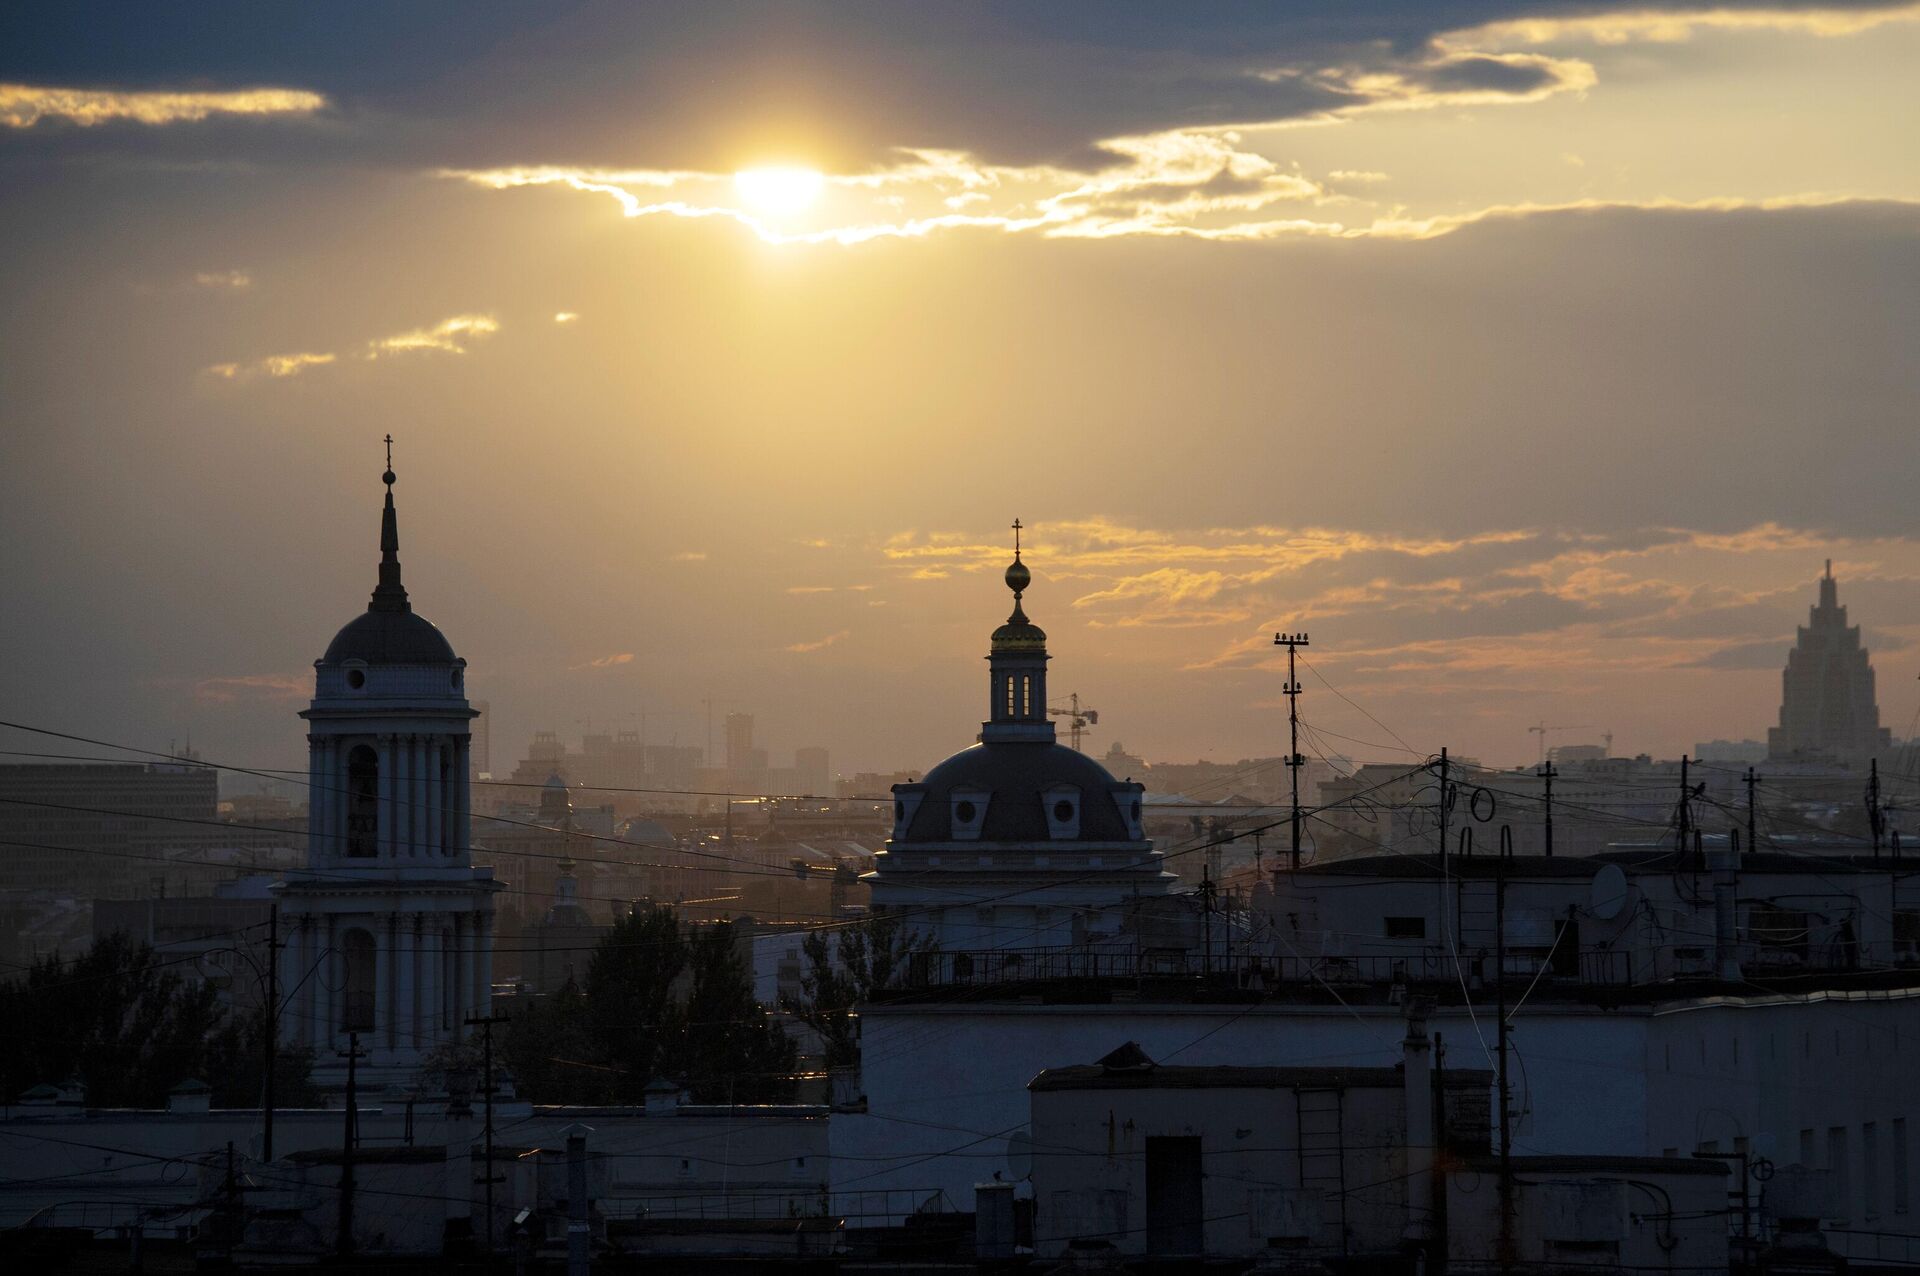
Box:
[3,2,1918,784]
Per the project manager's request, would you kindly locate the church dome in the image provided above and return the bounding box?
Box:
[322,609,456,665]
[897,740,1137,844]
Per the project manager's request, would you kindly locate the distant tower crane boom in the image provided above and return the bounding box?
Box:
[1528,721,1596,767]
[1049,692,1100,752]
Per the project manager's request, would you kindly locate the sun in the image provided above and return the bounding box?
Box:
[733,166,825,218]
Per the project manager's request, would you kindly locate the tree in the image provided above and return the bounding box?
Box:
[0,933,228,1108]
[205,1004,321,1110]
[500,978,613,1104]
[582,905,687,1100]
[790,914,934,1069]
[674,921,796,1104]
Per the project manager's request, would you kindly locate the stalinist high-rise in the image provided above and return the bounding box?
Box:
[1767,561,1894,766]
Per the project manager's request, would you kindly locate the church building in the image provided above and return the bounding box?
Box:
[277,450,500,1089]
[864,525,1182,952]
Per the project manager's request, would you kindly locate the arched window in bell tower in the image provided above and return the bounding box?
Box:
[346,744,379,857]
[340,928,376,1031]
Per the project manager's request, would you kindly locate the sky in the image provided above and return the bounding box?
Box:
[2,2,1918,786]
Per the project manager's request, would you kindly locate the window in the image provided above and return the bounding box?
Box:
[1830,1127,1851,1219]
[1895,1119,1909,1214]
[339,928,376,1032]
[346,744,379,857]
[1865,1122,1881,1219]
[1020,675,1032,716]
[1800,1129,1815,1169]
[1384,917,1427,940]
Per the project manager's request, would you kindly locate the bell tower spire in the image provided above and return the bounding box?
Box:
[983,518,1053,743]
[370,434,410,614]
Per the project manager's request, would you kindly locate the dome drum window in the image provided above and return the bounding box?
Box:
[1043,784,1083,840]
[949,786,992,841]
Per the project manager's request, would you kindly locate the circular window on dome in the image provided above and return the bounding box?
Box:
[346,669,366,690]
[1053,800,1075,823]
[955,800,978,823]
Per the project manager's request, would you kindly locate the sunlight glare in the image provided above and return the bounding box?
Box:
[733,166,826,218]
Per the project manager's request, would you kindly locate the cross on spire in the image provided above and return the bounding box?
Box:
[1012,517,1023,560]
[383,434,395,486]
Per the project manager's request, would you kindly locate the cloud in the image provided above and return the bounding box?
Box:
[1449,5,1920,50]
[194,269,251,290]
[572,652,634,670]
[553,311,579,323]
[670,551,708,562]
[193,673,306,703]
[206,312,500,384]
[786,630,851,653]
[0,83,325,129]
[368,313,499,357]
[202,351,335,381]
[786,586,836,594]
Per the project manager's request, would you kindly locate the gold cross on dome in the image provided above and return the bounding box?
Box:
[1012,518,1023,558]
[384,433,393,468]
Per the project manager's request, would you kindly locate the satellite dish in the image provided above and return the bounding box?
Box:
[1589,863,1629,920]
[1006,1130,1033,1182]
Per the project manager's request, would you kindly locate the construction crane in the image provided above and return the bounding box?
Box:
[1528,722,1595,767]
[1049,692,1100,753]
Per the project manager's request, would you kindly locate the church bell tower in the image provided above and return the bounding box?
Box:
[277,441,500,1089]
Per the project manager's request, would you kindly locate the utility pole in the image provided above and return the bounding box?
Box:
[1198,865,1216,980]
[1274,632,1310,870]
[1868,758,1885,862]
[1437,747,1452,946]
[1495,847,1515,1275]
[263,903,278,1161]
[1539,761,1556,858]
[336,1032,364,1259]
[466,1012,510,1251]
[1677,755,1694,864]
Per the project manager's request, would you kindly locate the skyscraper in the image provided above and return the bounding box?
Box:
[1767,561,1893,765]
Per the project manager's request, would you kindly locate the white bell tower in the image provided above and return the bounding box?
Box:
[277,440,501,1090]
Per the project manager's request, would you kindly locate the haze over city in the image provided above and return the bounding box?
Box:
[4,3,1919,780]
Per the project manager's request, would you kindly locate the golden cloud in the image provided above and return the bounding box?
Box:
[194,270,252,290]
[786,630,852,653]
[571,652,635,670]
[202,351,336,382]
[0,83,326,129]
[1448,4,1920,50]
[368,313,500,357]
[194,673,307,703]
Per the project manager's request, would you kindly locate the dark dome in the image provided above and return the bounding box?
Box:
[898,740,1138,843]
[321,608,457,665]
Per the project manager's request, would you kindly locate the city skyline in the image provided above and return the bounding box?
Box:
[5,3,1920,778]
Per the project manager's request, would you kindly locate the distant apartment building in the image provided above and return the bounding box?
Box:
[1769,562,1894,765]
[0,761,224,897]
[1696,737,1768,765]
